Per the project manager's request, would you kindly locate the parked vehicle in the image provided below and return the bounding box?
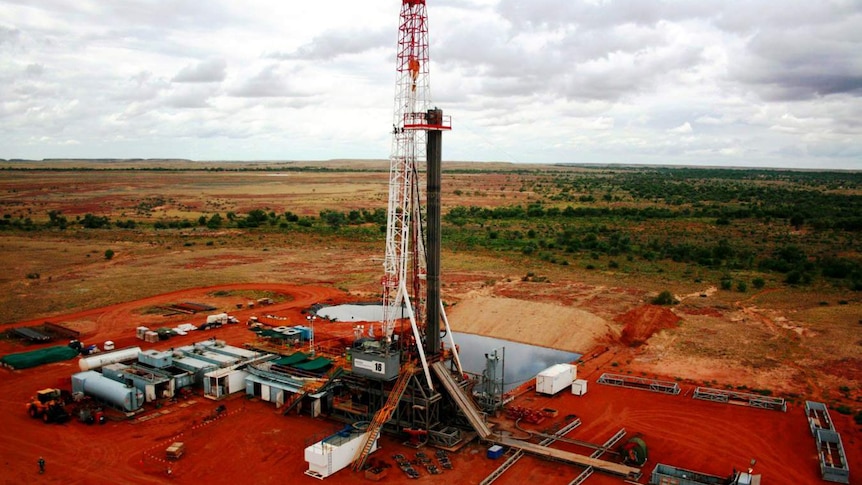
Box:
[26,388,70,423]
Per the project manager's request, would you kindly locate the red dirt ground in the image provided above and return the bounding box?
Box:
[1,285,859,485]
[615,305,680,347]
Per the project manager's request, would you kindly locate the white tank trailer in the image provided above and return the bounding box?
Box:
[72,370,145,412]
[206,313,229,325]
[78,346,142,372]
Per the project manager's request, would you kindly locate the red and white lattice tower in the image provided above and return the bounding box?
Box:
[381,0,450,386]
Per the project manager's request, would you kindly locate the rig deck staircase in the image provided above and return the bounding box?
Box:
[351,362,415,471]
[282,367,344,415]
[431,361,492,439]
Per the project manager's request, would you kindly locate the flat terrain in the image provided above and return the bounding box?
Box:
[1,162,860,483]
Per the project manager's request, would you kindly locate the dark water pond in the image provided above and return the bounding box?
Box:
[451,332,580,392]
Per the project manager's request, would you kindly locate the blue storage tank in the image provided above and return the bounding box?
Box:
[487,445,504,459]
[293,325,313,340]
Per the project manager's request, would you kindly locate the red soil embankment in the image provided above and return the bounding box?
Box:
[615,304,680,347]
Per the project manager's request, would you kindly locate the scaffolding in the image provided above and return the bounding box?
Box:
[692,387,786,412]
[596,373,681,395]
[814,428,850,484]
[806,401,849,484]
[805,400,834,435]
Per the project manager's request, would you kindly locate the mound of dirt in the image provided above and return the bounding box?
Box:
[446,296,614,352]
[616,305,680,347]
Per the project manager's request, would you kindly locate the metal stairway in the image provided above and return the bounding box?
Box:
[431,361,492,439]
[283,367,344,415]
[351,362,415,471]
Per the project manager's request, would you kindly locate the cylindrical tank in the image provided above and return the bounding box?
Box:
[78,347,142,371]
[72,371,144,412]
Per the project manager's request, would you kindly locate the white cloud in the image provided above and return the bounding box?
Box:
[0,0,859,169]
[668,122,693,134]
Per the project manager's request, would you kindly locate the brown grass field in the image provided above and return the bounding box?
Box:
[0,160,860,484]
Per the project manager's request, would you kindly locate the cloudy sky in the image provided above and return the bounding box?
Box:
[1,0,861,169]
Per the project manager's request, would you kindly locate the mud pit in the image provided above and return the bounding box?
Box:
[2,283,858,485]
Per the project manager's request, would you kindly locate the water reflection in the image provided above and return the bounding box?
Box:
[314,304,580,392]
[452,332,580,392]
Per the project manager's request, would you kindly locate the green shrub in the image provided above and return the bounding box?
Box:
[652,290,677,305]
[835,405,852,415]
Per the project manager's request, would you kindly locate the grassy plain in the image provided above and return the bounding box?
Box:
[1,160,860,411]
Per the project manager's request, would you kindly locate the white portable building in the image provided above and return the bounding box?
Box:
[305,427,378,479]
[536,363,576,395]
[571,379,588,396]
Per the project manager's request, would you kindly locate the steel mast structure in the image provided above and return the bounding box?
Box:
[381,0,458,389]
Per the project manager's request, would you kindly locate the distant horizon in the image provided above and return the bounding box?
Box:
[1,157,860,173]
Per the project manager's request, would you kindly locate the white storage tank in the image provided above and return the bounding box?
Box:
[571,379,588,396]
[536,363,577,396]
[79,346,142,371]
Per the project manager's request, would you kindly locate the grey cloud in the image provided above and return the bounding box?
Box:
[15,0,241,32]
[117,71,170,102]
[806,140,862,158]
[562,44,704,101]
[25,63,44,77]
[732,19,862,100]
[0,25,20,45]
[714,1,859,33]
[229,64,312,98]
[496,0,709,31]
[437,13,704,102]
[269,28,390,61]
[172,58,227,83]
[164,86,215,108]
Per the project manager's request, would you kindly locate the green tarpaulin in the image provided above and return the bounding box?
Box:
[0,345,79,370]
[272,352,309,366]
[293,357,331,371]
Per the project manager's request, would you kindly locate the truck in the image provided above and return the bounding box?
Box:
[199,313,229,330]
[26,388,70,423]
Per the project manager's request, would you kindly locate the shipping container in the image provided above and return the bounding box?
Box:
[536,363,576,395]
